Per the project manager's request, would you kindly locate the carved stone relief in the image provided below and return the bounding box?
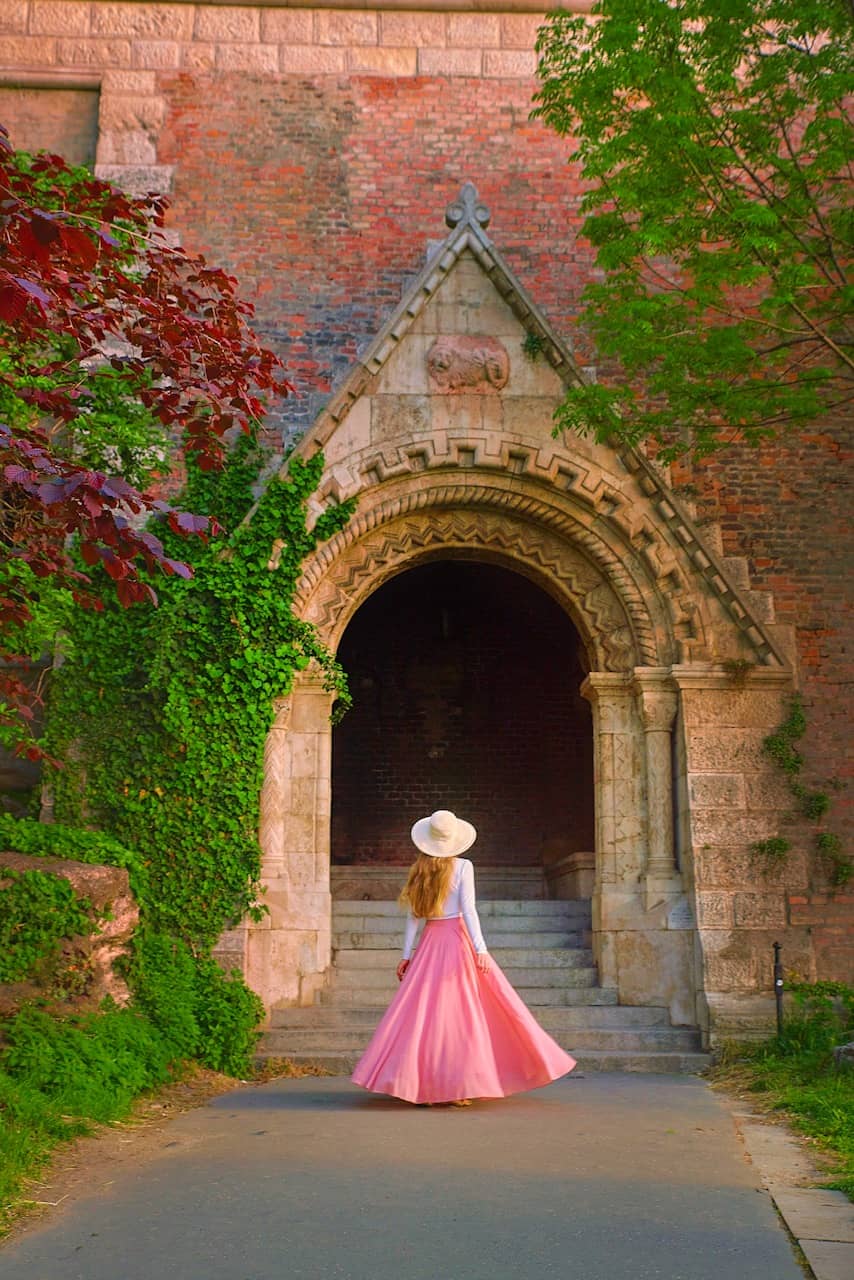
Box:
[298,483,664,666]
[427,336,509,394]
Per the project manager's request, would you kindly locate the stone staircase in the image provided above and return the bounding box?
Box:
[258,897,711,1074]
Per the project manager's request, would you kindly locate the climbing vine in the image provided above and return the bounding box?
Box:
[43,440,353,949]
[750,697,851,886]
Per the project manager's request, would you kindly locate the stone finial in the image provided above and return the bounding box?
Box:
[445,181,490,231]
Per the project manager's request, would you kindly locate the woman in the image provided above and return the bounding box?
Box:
[351,809,576,1105]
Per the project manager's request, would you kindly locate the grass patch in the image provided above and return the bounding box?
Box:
[713,982,854,1199]
[0,1002,178,1237]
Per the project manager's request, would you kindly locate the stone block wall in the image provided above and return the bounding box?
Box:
[0,83,98,161]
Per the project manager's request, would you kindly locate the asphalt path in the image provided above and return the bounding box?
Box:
[1,1073,804,1280]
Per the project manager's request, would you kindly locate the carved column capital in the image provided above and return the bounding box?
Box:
[581,672,634,733]
[631,668,678,734]
[271,697,291,730]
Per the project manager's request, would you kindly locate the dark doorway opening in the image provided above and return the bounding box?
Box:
[331,560,593,870]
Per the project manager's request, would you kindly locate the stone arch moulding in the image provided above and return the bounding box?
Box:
[298,489,650,675]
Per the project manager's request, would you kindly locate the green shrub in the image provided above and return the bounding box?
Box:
[1,1004,176,1123]
[128,928,201,1058]
[193,956,265,1077]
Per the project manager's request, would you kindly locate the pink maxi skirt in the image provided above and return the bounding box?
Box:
[351,917,576,1104]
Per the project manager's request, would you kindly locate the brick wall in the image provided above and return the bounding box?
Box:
[332,560,594,866]
[789,893,854,983]
[154,68,594,439]
[676,427,853,876]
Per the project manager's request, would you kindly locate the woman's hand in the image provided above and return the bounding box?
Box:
[476,952,490,974]
[396,959,410,982]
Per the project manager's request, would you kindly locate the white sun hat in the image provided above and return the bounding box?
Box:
[410,809,477,858]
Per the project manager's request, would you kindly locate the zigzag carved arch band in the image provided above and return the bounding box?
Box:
[297,488,667,670]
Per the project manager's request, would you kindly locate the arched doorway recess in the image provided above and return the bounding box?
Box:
[246,489,703,1022]
[330,559,594,899]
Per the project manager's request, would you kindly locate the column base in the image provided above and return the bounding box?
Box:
[642,871,684,912]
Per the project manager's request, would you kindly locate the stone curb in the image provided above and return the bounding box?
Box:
[768,1187,854,1280]
[735,1114,854,1280]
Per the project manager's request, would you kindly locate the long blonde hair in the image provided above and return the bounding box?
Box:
[399,853,456,919]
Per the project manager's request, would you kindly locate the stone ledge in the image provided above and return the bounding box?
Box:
[81,1,585,11]
[0,850,138,1007]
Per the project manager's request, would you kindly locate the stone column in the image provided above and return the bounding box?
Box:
[580,672,642,991]
[245,672,334,1012]
[582,670,695,1025]
[258,696,291,878]
[632,667,680,909]
[672,666,799,1044]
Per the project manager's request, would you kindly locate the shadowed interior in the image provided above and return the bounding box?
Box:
[332,559,594,869]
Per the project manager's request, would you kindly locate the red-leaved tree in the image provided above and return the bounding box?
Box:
[0,125,291,756]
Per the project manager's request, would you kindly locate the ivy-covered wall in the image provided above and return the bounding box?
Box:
[44,443,349,941]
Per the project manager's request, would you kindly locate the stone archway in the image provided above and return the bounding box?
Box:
[236,187,796,1045]
[245,479,698,1023]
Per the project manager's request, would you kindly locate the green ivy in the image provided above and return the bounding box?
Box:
[521,331,545,361]
[45,442,352,944]
[0,815,148,903]
[0,867,93,983]
[751,697,851,887]
[749,837,791,865]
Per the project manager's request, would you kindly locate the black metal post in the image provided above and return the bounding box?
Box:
[773,941,784,1035]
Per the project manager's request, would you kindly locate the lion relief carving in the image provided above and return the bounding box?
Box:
[427,336,509,394]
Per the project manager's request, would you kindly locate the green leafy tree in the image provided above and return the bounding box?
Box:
[534,0,853,458]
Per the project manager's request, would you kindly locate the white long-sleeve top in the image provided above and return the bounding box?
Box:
[402,857,487,959]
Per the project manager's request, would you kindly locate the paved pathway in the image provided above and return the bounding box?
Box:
[2,1074,804,1280]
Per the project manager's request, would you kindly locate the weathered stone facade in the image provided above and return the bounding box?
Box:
[2,1,850,1043]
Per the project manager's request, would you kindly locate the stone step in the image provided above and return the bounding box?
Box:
[334,929,584,950]
[318,980,612,1007]
[270,1004,669,1030]
[332,868,549,901]
[333,947,595,970]
[333,899,591,919]
[260,1026,702,1055]
[331,961,598,990]
[254,1049,712,1076]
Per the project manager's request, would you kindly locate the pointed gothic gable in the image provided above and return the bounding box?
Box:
[283,184,788,671]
